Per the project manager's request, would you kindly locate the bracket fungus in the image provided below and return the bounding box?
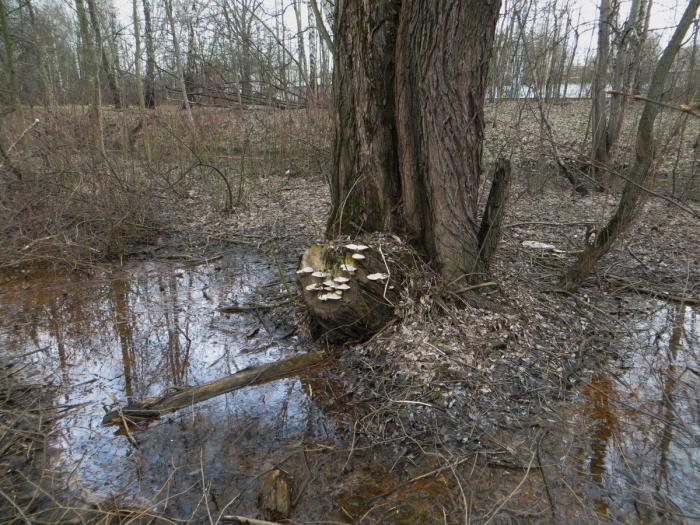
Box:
[345,243,369,252]
[318,292,342,301]
[297,242,401,343]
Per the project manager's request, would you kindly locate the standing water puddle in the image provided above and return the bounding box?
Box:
[569,301,700,522]
[0,254,698,522]
[0,252,340,518]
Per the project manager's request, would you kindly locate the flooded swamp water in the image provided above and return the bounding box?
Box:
[0,250,698,523]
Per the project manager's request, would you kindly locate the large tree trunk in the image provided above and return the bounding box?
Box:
[328,0,501,283]
[562,0,700,291]
[395,0,500,281]
[326,0,403,237]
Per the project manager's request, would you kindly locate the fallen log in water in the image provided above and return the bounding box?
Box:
[102,351,327,427]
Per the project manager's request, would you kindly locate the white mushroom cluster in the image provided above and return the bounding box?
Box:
[300,263,355,302]
[298,242,379,303]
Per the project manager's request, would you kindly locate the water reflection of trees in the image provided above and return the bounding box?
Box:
[578,303,700,522]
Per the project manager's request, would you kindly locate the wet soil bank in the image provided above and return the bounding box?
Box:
[1,175,698,523]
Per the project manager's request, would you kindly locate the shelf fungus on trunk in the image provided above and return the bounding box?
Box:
[297,242,399,343]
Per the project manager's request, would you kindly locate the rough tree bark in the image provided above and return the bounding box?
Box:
[326,0,403,236]
[396,0,501,281]
[327,0,502,283]
[562,0,700,291]
[477,159,512,272]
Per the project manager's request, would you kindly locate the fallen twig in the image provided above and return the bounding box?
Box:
[220,516,280,525]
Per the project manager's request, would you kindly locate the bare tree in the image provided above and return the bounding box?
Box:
[562,0,700,291]
[591,0,612,185]
[142,0,156,107]
[292,0,308,90]
[0,0,20,114]
[75,0,105,155]
[86,0,121,108]
[307,0,317,97]
[164,0,194,127]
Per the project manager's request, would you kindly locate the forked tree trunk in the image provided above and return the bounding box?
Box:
[327,0,501,282]
[606,0,647,153]
[562,0,700,291]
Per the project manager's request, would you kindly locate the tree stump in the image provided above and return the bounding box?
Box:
[297,242,401,343]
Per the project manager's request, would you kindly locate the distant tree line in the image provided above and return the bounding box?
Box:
[2,0,699,113]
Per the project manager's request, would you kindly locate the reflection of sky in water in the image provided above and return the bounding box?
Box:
[580,302,699,521]
[3,258,699,521]
[0,255,331,506]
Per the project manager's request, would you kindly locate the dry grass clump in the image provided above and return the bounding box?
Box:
[0,106,332,272]
[0,165,158,270]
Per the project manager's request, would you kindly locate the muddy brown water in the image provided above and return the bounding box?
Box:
[0,254,698,523]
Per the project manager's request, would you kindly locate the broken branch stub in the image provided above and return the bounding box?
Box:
[298,243,400,343]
